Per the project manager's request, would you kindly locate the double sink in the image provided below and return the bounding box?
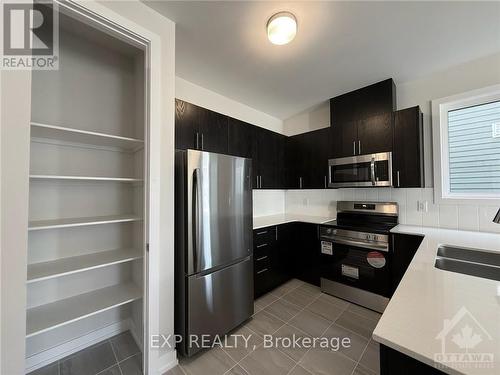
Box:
[435,245,500,282]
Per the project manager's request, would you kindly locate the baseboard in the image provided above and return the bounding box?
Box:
[25,320,131,373]
[157,350,178,375]
[128,317,144,352]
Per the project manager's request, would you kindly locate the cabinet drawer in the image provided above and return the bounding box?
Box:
[254,253,271,271]
[254,226,277,246]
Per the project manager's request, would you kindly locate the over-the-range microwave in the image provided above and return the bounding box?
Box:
[328,152,393,188]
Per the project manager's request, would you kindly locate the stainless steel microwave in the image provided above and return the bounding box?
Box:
[328,152,393,188]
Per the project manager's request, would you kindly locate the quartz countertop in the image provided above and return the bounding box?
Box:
[253,213,335,229]
[373,224,500,375]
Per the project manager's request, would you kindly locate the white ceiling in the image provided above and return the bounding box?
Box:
[145,1,500,120]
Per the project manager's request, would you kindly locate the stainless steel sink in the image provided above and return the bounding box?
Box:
[435,245,500,282]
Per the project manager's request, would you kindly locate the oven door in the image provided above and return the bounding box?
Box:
[319,239,391,297]
[328,152,392,188]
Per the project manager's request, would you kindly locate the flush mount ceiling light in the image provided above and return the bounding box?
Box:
[267,12,297,45]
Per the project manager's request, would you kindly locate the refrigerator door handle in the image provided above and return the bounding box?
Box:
[192,168,201,273]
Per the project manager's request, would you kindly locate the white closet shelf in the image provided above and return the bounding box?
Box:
[27,248,143,283]
[28,214,142,231]
[26,282,142,338]
[30,175,143,183]
[30,122,144,151]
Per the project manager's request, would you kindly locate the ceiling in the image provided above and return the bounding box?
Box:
[145,1,500,120]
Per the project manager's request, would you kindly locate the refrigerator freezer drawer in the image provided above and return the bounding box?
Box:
[186,257,253,356]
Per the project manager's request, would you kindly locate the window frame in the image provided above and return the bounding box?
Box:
[432,84,500,204]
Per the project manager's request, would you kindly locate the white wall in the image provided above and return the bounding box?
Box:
[97,2,177,373]
[285,187,500,234]
[283,52,500,186]
[176,77,284,134]
[1,1,177,374]
[280,53,500,234]
[253,190,285,217]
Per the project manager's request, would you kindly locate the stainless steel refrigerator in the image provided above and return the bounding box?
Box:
[175,149,253,357]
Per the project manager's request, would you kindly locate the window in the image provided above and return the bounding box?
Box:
[432,85,500,203]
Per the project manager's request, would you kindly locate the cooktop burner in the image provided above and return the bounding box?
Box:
[322,201,399,234]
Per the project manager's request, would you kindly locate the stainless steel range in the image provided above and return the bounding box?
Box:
[319,201,398,313]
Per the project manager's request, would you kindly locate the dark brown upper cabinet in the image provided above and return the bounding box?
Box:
[286,128,330,189]
[357,112,393,155]
[175,99,228,154]
[392,106,424,188]
[330,79,396,157]
[227,117,285,189]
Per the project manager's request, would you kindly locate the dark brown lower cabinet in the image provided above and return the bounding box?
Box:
[253,225,292,298]
[253,222,321,297]
[380,344,446,375]
[390,233,424,295]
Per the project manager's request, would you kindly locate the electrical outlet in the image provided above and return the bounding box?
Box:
[417,200,428,212]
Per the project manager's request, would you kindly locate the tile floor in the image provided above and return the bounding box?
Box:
[28,331,143,375]
[168,279,382,375]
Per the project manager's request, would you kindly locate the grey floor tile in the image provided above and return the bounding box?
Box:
[245,311,285,337]
[28,362,59,375]
[335,311,379,339]
[60,341,116,375]
[254,293,279,310]
[306,298,344,322]
[271,324,311,362]
[321,324,368,362]
[295,283,321,298]
[110,331,141,362]
[288,365,313,375]
[119,353,142,375]
[282,288,317,308]
[223,326,262,362]
[180,348,235,375]
[225,365,248,375]
[97,365,121,375]
[239,346,295,375]
[164,365,186,375]
[359,340,380,374]
[279,279,304,291]
[289,309,331,337]
[352,364,376,375]
[300,349,356,375]
[346,304,382,322]
[316,293,349,310]
[264,299,301,322]
[253,302,263,314]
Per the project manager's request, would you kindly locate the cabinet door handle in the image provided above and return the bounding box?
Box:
[299,177,303,189]
[256,230,268,235]
[358,140,361,155]
[397,170,400,187]
[324,175,327,188]
[196,132,199,149]
[256,175,259,188]
[353,141,356,155]
[257,268,268,274]
[201,133,204,150]
[256,243,268,248]
[259,176,262,189]
[256,256,268,261]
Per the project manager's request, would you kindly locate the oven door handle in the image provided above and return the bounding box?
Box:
[331,237,389,253]
[370,157,376,186]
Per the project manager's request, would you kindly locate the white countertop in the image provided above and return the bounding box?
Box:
[253,213,335,229]
[373,224,500,375]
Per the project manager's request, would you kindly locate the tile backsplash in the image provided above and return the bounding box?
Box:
[255,188,500,234]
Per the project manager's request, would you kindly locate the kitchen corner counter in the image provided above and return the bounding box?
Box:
[373,225,500,375]
[253,213,335,229]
